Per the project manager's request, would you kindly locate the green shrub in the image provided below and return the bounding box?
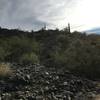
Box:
[20,53,39,64]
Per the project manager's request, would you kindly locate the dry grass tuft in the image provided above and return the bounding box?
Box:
[0,63,13,78]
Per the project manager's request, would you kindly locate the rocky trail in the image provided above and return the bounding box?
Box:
[0,64,100,100]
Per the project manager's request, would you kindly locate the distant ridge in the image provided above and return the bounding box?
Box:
[85,27,100,34]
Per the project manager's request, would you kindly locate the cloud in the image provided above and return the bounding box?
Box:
[69,0,100,31]
[1,0,99,32]
[0,0,78,30]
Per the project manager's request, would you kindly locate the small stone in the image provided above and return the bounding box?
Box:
[56,76,59,80]
[45,86,49,91]
[27,96,36,100]
[45,72,49,75]
[0,97,1,100]
[68,95,71,100]
[26,75,31,80]
[56,94,62,98]
[63,82,68,86]
[36,96,43,100]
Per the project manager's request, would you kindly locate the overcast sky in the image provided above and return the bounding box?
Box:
[0,0,100,31]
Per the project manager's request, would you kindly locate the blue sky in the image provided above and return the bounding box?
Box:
[0,0,100,32]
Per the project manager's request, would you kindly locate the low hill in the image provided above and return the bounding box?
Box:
[0,27,100,79]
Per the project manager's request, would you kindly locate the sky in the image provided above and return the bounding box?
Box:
[0,0,100,32]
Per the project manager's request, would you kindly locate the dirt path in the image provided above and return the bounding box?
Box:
[93,94,100,100]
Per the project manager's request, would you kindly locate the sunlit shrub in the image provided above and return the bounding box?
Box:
[0,63,13,78]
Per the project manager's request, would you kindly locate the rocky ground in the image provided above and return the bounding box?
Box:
[0,63,100,100]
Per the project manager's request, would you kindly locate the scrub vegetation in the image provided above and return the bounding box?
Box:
[0,27,100,79]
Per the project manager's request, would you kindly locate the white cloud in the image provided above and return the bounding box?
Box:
[67,0,100,31]
[0,0,100,31]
